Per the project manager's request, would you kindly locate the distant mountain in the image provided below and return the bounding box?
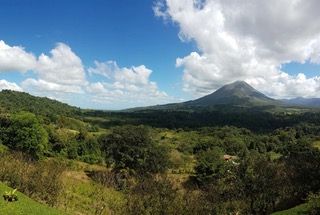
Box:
[185,81,279,107]
[127,81,282,112]
[0,90,79,117]
[282,97,320,108]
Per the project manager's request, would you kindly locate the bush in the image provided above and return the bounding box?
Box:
[3,112,48,159]
[194,146,226,185]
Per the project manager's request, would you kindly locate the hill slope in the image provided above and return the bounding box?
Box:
[0,183,64,215]
[0,90,79,117]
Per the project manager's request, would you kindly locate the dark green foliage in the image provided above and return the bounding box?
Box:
[46,125,103,163]
[194,147,226,185]
[77,131,102,164]
[239,152,284,214]
[86,108,320,134]
[45,125,68,154]
[1,112,48,159]
[282,145,320,201]
[100,125,170,175]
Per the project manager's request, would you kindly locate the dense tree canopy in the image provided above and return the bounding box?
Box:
[100,125,170,175]
[1,112,48,159]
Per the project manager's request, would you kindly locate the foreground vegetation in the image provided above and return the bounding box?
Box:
[1,90,320,214]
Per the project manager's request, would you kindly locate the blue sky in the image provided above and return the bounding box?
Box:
[1,0,320,109]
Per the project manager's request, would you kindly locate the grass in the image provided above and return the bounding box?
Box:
[0,144,8,154]
[0,182,64,215]
[312,141,320,150]
[58,161,126,215]
[272,203,309,215]
[268,151,282,160]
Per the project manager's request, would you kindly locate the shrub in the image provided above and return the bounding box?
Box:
[194,146,226,185]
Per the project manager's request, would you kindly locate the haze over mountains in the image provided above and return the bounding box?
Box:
[281,97,320,108]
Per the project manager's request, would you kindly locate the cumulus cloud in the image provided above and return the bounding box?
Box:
[0,40,171,108]
[0,79,22,91]
[87,61,170,107]
[21,43,87,95]
[36,43,87,86]
[0,41,87,95]
[0,40,36,72]
[155,0,320,98]
[88,60,116,78]
[21,78,83,94]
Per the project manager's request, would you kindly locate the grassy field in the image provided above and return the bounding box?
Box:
[0,182,64,215]
[272,203,309,215]
[57,160,126,215]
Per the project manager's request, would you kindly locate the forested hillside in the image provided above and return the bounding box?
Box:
[0,90,80,117]
[1,90,320,214]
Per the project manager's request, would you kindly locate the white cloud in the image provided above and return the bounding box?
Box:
[0,40,171,109]
[0,41,87,95]
[86,82,108,94]
[88,60,116,78]
[21,78,83,94]
[155,0,320,98]
[20,43,88,96]
[0,79,22,91]
[36,43,87,86]
[0,40,36,72]
[87,61,171,108]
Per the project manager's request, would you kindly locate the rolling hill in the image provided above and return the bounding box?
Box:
[0,90,80,117]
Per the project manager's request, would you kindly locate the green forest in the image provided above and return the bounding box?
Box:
[1,90,320,214]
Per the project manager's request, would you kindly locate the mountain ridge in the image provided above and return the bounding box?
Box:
[184,81,279,107]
